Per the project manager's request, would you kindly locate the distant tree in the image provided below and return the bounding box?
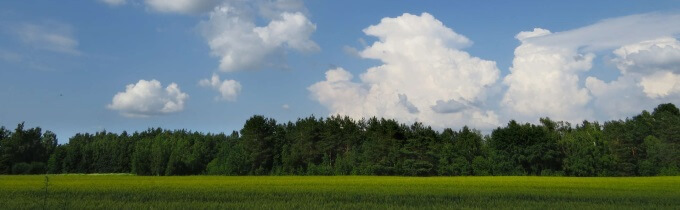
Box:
[241,116,280,175]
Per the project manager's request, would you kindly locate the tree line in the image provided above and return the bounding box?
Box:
[1,103,679,176]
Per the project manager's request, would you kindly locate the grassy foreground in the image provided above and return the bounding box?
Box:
[1,175,679,209]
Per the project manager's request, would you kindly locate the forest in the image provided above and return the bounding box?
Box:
[1,103,679,177]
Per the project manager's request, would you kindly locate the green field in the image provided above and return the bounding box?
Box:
[1,175,679,209]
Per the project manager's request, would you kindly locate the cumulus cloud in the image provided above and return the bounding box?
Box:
[135,0,318,71]
[502,13,680,122]
[199,74,242,101]
[15,21,80,55]
[612,37,680,75]
[309,13,501,130]
[200,5,318,72]
[586,37,680,118]
[502,28,594,122]
[108,80,189,117]
[100,0,126,6]
[308,68,367,116]
[639,71,680,98]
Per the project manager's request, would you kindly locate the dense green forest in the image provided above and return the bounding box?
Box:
[1,103,679,176]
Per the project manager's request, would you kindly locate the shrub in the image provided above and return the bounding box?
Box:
[12,162,32,174]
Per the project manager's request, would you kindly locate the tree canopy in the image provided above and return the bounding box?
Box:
[1,103,679,176]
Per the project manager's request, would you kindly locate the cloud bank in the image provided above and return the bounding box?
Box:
[309,12,680,129]
[586,37,680,119]
[108,80,189,117]
[503,13,680,122]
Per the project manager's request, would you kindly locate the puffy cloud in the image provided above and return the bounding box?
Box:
[144,0,221,14]
[15,21,80,55]
[137,0,317,71]
[586,37,680,118]
[100,0,126,6]
[502,28,594,122]
[199,1,318,72]
[308,68,367,117]
[199,74,242,101]
[502,13,680,122]
[108,80,189,117]
[585,76,646,119]
[613,37,680,74]
[253,12,319,52]
[309,13,501,130]
[640,71,680,98]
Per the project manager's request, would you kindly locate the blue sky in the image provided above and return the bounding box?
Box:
[1,0,680,143]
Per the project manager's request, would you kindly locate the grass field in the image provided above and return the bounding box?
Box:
[1,175,679,209]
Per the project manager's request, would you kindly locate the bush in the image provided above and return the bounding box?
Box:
[540,169,565,176]
[10,162,47,174]
[11,162,32,174]
[659,166,680,176]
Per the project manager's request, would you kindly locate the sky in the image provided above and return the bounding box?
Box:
[1,0,680,143]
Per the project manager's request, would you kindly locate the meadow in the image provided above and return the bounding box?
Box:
[1,175,679,209]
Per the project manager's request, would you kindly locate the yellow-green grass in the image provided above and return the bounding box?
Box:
[1,175,679,209]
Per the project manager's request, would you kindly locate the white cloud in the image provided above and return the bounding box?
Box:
[502,13,680,123]
[200,4,318,72]
[254,12,319,52]
[585,76,647,119]
[308,68,367,117]
[282,104,290,110]
[612,37,680,75]
[15,22,80,55]
[639,71,680,98]
[144,0,221,14]
[586,37,680,118]
[140,0,318,71]
[100,0,126,6]
[309,13,500,130]
[108,79,189,117]
[199,74,242,101]
[502,28,594,122]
